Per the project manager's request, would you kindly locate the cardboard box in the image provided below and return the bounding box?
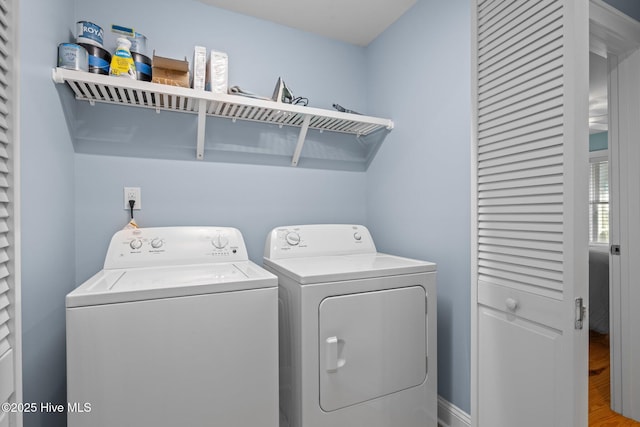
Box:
[152,52,190,88]
[205,50,228,94]
[191,46,207,90]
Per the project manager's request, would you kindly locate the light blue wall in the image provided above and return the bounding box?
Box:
[20,0,76,426]
[71,0,370,280]
[590,131,608,152]
[75,154,368,282]
[21,0,472,426]
[603,0,640,21]
[20,1,368,426]
[76,0,367,112]
[365,0,472,413]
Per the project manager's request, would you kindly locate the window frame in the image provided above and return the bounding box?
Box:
[589,149,610,245]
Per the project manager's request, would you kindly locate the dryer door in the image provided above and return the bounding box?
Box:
[318,286,426,412]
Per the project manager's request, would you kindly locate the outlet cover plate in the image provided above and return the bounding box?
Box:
[124,187,142,210]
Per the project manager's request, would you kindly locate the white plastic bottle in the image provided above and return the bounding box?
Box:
[110,37,136,79]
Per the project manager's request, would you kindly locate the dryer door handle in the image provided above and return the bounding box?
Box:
[326,336,339,373]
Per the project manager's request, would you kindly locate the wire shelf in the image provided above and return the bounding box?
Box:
[52,67,393,163]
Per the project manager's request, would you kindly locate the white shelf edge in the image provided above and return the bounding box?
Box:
[52,67,394,163]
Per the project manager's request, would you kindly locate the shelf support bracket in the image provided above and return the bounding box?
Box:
[196,99,207,160]
[292,114,311,167]
[52,68,64,84]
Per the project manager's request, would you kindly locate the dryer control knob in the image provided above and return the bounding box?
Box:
[353,232,362,241]
[150,238,163,249]
[285,232,301,246]
[212,234,229,249]
[129,239,143,250]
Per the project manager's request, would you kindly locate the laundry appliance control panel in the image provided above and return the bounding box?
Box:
[104,226,249,269]
[264,224,377,260]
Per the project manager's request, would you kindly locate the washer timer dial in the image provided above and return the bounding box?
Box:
[150,238,164,249]
[285,232,301,246]
[212,234,229,249]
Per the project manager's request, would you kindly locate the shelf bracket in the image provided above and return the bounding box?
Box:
[291,114,311,167]
[196,99,207,160]
[52,68,64,84]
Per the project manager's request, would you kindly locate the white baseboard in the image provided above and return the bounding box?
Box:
[438,396,471,427]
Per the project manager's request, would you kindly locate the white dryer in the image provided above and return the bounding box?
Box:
[66,227,278,427]
[263,224,437,427]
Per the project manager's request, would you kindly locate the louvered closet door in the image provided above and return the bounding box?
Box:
[471,1,589,426]
[0,0,19,426]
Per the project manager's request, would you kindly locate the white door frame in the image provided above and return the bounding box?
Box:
[589,0,640,420]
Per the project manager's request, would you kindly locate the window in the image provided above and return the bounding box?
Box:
[589,158,609,243]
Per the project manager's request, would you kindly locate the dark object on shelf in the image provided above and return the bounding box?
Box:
[132,51,152,82]
[79,43,111,75]
[333,103,362,115]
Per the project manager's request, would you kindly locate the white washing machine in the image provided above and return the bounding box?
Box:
[66,226,278,427]
[263,224,437,427]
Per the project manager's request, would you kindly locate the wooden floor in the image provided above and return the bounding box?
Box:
[589,331,640,426]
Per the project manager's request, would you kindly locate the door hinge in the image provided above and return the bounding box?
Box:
[611,244,621,255]
[575,297,586,330]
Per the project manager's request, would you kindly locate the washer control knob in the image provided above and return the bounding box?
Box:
[285,232,301,246]
[129,239,143,250]
[150,238,163,249]
[212,234,229,249]
[354,232,362,241]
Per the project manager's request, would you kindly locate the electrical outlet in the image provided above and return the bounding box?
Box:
[124,187,142,210]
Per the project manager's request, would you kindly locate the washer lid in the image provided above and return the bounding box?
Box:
[263,253,436,284]
[66,261,277,308]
